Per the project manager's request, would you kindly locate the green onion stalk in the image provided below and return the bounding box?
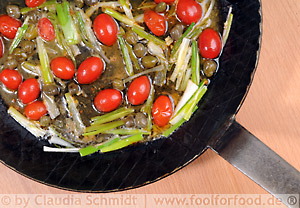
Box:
[56,1,80,45]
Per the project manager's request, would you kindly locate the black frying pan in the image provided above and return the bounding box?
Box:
[0,0,299,207]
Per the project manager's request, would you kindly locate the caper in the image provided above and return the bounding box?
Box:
[6,5,20,19]
[84,0,98,6]
[155,2,167,13]
[43,84,60,96]
[142,55,158,68]
[75,0,84,8]
[203,59,217,77]
[124,115,135,128]
[133,43,147,58]
[135,112,147,128]
[40,115,51,127]
[4,56,18,69]
[112,79,125,91]
[170,24,185,41]
[13,48,27,62]
[20,40,35,54]
[24,25,38,40]
[125,29,138,45]
[68,82,80,95]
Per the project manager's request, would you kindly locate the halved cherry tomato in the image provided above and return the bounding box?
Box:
[38,17,55,42]
[154,0,175,4]
[77,56,104,84]
[176,0,202,25]
[198,28,222,59]
[0,15,22,39]
[25,101,47,121]
[0,69,22,90]
[25,0,46,8]
[0,36,4,58]
[18,78,40,104]
[144,10,166,37]
[93,14,118,46]
[50,57,75,80]
[127,76,151,105]
[94,89,122,113]
[152,95,173,127]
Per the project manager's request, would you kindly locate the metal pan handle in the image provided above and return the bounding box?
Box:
[210,120,300,208]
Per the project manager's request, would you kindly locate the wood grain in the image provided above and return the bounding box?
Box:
[0,0,299,206]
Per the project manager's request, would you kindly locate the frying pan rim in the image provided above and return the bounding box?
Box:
[0,0,263,193]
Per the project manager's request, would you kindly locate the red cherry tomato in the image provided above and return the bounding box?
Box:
[0,36,4,58]
[154,0,175,4]
[18,78,40,104]
[93,14,118,46]
[144,10,166,37]
[94,89,122,113]
[25,101,47,121]
[176,0,202,25]
[77,56,104,84]
[0,69,22,90]
[0,15,22,39]
[152,95,173,127]
[198,28,222,59]
[38,17,55,41]
[25,0,46,8]
[50,57,75,80]
[127,76,151,105]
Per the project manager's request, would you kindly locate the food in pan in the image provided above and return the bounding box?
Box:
[0,0,233,156]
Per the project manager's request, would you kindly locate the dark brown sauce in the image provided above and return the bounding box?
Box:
[0,0,222,146]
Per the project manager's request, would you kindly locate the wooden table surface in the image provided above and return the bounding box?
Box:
[1,0,300,206]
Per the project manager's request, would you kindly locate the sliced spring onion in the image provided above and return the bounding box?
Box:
[104,129,151,135]
[201,0,215,24]
[163,118,185,137]
[170,22,195,61]
[132,26,166,47]
[65,93,86,135]
[21,0,57,14]
[79,136,121,157]
[83,120,125,136]
[137,1,156,10]
[9,16,29,54]
[124,65,164,83]
[191,40,200,85]
[118,35,134,76]
[36,36,54,84]
[141,84,155,130]
[91,107,134,125]
[56,1,80,45]
[8,107,46,138]
[170,80,207,125]
[75,11,93,48]
[42,92,60,119]
[125,41,140,71]
[170,38,190,83]
[147,41,166,63]
[173,80,199,116]
[175,46,192,90]
[222,6,233,47]
[104,8,136,27]
[188,26,202,41]
[180,67,192,91]
[100,134,143,153]
[85,1,121,17]
[43,146,79,153]
[119,0,134,20]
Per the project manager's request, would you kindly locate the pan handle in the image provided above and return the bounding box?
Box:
[209,119,300,208]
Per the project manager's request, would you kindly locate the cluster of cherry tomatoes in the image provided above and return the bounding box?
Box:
[0,0,222,128]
